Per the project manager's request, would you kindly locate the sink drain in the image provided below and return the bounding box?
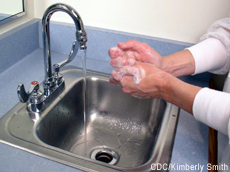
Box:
[91,148,119,165]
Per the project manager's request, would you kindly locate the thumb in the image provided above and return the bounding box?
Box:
[117,40,137,51]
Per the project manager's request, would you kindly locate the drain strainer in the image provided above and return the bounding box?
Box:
[91,148,119,165]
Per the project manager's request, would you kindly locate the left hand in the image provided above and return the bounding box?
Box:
[109,40,163,68]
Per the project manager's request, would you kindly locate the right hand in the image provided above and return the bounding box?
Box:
[110,62,169,99]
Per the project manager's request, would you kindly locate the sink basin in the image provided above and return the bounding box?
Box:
[0,67,179,172]
[37,75,166,168]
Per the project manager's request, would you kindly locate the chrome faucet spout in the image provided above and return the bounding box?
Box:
[17,3,87,113]
[42,3,87,83]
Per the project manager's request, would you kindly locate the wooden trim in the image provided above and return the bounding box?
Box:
[208,127,218,172]
[208,77,218,172]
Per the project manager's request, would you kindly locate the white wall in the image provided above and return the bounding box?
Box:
[1,0,230,43]
[0,0,23,14]
[0,0,34,34]
[34,0,230,43]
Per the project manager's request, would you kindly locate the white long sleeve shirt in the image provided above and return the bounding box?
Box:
[187,13,230,170]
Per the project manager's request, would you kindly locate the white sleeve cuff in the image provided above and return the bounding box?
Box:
[193,87,230,135]
[187,38,228,75]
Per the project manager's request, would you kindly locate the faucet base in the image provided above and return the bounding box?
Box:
[27,79,65,113]
[43,78,65,104]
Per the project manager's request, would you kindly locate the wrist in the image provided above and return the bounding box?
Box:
[159,73,201,114]
[157,71,174,100]
[160,56,173,74]
[161,50,195,77]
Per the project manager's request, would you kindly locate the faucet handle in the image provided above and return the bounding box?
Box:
[17,81,39,103]
[54,40,79,71]
[53,64,63,85]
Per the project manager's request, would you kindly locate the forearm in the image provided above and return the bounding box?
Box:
[188,38,228,75]
[160,73,230,134]
[160,74,201,114]
[162,49,195,77]
[193,88,230,135]
[161,38,228,77]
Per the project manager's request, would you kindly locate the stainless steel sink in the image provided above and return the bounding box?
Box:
[0,67,179,172]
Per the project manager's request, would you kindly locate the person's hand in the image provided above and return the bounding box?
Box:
[110,62,169,99]
[109,40,200,114]
[109,39,163,68]
[109,39,164,84]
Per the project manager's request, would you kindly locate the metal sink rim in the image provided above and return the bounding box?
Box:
[0,66,180,172]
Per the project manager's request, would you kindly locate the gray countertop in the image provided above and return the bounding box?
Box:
[0,49,209,172]
[0,20,209,172]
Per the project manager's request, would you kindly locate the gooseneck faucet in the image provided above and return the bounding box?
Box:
[17,3,87,113]
[42,3,87,93]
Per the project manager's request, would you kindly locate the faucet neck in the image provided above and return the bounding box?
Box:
[42,3,87,81]
[42,4,85,31]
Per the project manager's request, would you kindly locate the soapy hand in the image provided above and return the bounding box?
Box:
[109,39,163,68]
[110,62,169,99]
[109,40,200,114]
[109,40,164,85]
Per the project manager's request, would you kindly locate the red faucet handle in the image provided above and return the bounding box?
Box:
[31,81,39,85]
[17,81,39,103]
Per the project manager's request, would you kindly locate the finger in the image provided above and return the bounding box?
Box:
[121,76,137,93]
[131,93,150,99]
[121,77,150,99]
[117,40,143,53]
[110,57,136,67]
[111,69,123,81]
[122,65,147,84]
[121,74,146,91]
[109,76,120,84]
[111,67,136,82]
[117,40,137,51]
[116,66,140,77]
[108,47,124,59]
